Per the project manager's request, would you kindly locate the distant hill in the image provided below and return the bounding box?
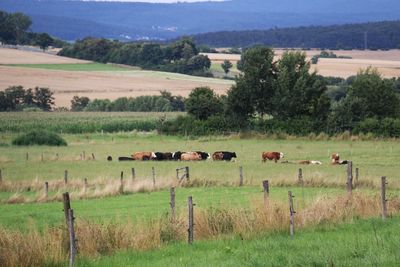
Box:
[0,0,400,41]
[191,21,400,49]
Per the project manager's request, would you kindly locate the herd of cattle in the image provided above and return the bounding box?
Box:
[114,151,348,165]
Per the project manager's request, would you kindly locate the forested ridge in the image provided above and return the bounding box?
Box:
[192,21,400,49]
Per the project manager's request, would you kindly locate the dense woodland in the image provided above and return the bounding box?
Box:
[192,21,400,49]
[58,38,212,76]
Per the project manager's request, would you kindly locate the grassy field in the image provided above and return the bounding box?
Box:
[77,216,400,267]
[5,63,136,71]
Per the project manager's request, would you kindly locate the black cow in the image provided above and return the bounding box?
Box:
[172,151,183,161]
[107,156,113,161]
[213,151,237,161]
[196,151,210,160]
[153,152,173,161]
[118,156,134,161]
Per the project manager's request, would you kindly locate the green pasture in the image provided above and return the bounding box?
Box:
[78,216,400,267]
[0,186,349,229]
[210,62,240,78]
[4,63,134,71]
[0,133,399,187]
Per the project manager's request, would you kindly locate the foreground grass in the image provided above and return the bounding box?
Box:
[77,216,400,267]
[0,186,346,229]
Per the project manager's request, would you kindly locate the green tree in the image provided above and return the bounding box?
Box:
[70,96,90,111]
[4,85,26,110]
[33,87,54,111]
[221,60,233,75]
[35,33,53,51]
[227,46,276,119]
[271,51,331,123]
[185,87,223,120]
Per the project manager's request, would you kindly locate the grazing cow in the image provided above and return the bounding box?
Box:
[196,151,211,160]
[262,152,284,163]
[172,151,183,161]
[119,156,134,161]
[331,153,348,165]
[181,152,202,161]
[298,160,322,165]
[153,152,173,161]
[132,152,155,161]
[212,151,237,161]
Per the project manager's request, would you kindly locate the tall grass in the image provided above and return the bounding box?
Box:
[1,193,399,267]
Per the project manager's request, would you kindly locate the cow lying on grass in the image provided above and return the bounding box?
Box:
[181,152,202,161]
[331,153,348,165]
[262,151,284,163]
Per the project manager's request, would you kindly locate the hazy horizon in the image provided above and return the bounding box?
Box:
[79,0,226,3]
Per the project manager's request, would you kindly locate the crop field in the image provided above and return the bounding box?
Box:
[0,48,233,107]
[0,124,399,266]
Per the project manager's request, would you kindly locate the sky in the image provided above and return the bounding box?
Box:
[79,0,226,2]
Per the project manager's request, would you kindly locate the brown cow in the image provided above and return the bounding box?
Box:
[331,153,348,165]
[212,152,224,161]
[132,152,155,161]
[262,151,284,163]
[181,152,202,161]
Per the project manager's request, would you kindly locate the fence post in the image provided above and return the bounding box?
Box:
[346,161,353,195]
[92,153,95,160]
[63,192,71,224]
[263,180,269,209]
[56,153,59,160]
[119,171,124,194]
[67,209,77,267]
[185,166,190,181]
[44,182,49,198]
[188,196,194,244]
[298,168,303,184]
[131,168,135,182]
[176,168,179,180]
[152,167,156,189]
[355,167,359,185]
[26,152,29,161]
[0,169,2,184]
[170,187,176,223]
[64,170,68,185]
[381,176,388,220]
[288,191,295,237]
[239,166,244,186]
[82,151,86,160]
[84,178,88,194]
[41,153,44,162]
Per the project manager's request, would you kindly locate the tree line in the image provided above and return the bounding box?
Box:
[192,20,400,50]
[162,47,400,137]
[0,86,54,111]
[58,38,212,77]
[0,10,64,50]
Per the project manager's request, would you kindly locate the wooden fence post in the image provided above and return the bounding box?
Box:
[298,168,303,184]
[64,170,68,185]
[176,168,179,180]
[0,169,2,184]
[91,153,95,160]
[381,176,388,220]
[82,151,86,160]
[188,196,194,244]
[26,152,29,161]
[185,166,190,180]
[41,153,44,162]
[131,168,135,182]
[152,167,156,189]
[56,153,59,160]
[347,161,353,194]
[119,171,124,194]
[44,182,49,198]
[288,191,295,237]
[170,187,176,223]
[63,192,71,224]
[84,178,88,194]
[239,166,244,186]
[67,209,77,267]
[263,180,269,209]
[355,167,359,184]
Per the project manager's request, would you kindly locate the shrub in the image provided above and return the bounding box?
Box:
[12,130,67,146]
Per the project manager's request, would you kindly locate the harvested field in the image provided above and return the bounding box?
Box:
[203,49,400,78]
